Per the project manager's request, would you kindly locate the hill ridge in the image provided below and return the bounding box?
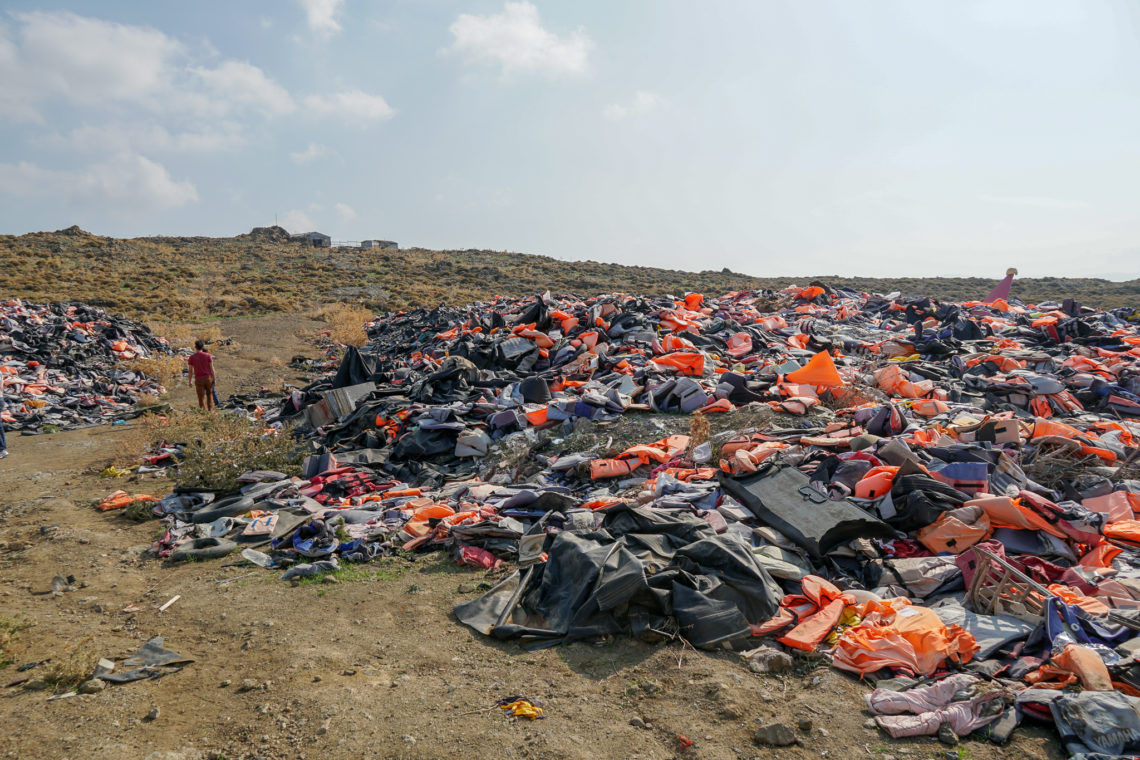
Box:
[2,227,1137,320]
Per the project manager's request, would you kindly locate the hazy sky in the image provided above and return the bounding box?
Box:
[1,1,1138,279]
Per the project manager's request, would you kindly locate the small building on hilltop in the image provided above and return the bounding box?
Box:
[292,231,331,248]
[361,239,398,250]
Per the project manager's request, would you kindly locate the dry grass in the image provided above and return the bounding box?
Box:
[0,615,34,666]
[820,382,884,411]
[689,412,710,449]
[4,227,1136,324]
[124,354,185,385]
[177,421,302,492]
[123,498,157,522]
[41,636,97,691]
[319,304,372,347]
[112,410,303,492]
[111,410,200,468]
[1023,441,1104,490]
[153,322,195,350]
[198,326,224,344]
[135,392,162,408]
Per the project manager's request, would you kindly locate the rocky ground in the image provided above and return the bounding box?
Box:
[0,314,1066,760]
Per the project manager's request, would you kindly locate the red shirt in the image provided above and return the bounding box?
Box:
[188,351,214,379]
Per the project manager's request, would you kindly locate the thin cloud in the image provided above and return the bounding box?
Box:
[0,153,198,210]
[32,123,247,154]
[335,202,357,221]
[192,61,295,117]
[290,142,337,164]
[979,194,1090,210]
[0,11,296,122]
[0,11,184,121]
[603,90,661,120]
[280,209,316,233]
[303,90,395,124]
[296,0,344,40]
[445,2,591,78]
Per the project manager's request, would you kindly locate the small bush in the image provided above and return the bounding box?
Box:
[125,354,186,385]
[688,411,710,448]
[175,417,303,492]
[42,636,97,690]
[0,615,34,666]
[318,304,372,347]
[135,392,162,408]
[112,411,303,492]
[153,322,194,348]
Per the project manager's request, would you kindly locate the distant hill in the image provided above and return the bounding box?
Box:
[1,226,1137,321]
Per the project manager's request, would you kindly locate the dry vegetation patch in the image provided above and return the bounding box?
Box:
[2,227,1137,323]
[0,615,33,667]
[317,304,372,347]
[112,410,303,492]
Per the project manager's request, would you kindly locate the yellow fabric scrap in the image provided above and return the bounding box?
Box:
[499,699,544,720]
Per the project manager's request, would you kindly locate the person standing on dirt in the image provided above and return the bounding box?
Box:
[187,340,216,412]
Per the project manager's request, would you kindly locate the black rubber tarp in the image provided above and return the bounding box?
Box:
[332,345,376,389]
[717,465,895,560]
[453,504,782,650]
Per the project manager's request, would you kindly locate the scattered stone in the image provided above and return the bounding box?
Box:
[342,669,356,676]
[312,675,322,682]
[317,718,331,736]
[754,722,797,747]
[937,722,959,746]
[78,679,105,694]
[219,680,231,688]
[629,717,646,729]
[796,717,813,732]
[864,718,878,730]
[320,575,338,585]
[744,646,793,675]
[237,678,259,692]
[401,735,416,745]
[144,706,160,721]
[22,680,47,691]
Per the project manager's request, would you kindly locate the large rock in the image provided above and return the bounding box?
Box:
[744,645,794,674]
[755,722,797,746]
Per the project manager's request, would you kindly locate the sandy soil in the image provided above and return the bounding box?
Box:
[0,314,1067,760]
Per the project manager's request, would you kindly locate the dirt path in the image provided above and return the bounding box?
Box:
[0,315,1065,760]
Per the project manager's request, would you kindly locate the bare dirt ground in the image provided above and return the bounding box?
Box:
[0,314,1066,760]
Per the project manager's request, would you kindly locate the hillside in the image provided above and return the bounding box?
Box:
[2,225,1137,320]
